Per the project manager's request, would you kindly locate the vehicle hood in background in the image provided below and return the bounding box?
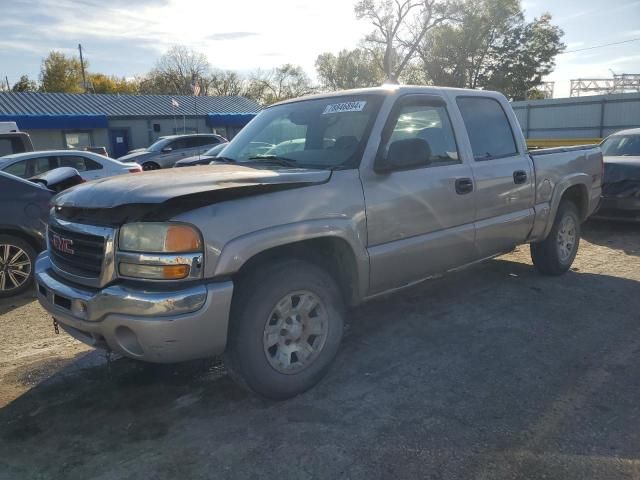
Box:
[53,164,331,209]
[117,150,152,162]
[175,154,214,166]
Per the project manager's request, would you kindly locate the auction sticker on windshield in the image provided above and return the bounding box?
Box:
[323,101,367,115]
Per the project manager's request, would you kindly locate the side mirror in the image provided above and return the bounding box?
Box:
[161,146,173,153]
[375,138,432,173]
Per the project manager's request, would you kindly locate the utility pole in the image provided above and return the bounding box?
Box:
[5,76,10,91]
[78,43,87,93]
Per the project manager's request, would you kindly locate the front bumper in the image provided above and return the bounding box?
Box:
[593,196,640,222]
[35,253,234,363]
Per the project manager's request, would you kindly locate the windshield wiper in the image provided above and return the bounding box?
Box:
[248,155,298,167]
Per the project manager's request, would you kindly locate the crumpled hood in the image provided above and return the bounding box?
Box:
[603,156,640,198]
[53,164,331,209]
[603,156,640,183]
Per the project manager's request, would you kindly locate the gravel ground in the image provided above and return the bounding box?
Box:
[1,220,639,480]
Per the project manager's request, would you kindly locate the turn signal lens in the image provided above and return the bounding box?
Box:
[161,265,190,279]
[165,225,202,252]
[119,263,190,280]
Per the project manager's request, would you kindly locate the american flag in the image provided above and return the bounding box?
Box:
[191,76,201,96]
[171,98,179,108]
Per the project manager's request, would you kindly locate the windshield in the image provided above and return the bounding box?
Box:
[601,135,640,156]
[147,137,171,152]
[221,94,384,169]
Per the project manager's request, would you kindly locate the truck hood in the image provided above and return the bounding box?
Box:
[53,164,331,209]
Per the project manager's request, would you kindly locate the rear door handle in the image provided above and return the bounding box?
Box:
[455,178,474,195]
[513,170,528,184]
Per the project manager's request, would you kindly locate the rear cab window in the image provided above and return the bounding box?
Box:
[456,97,518,161]
[0,135,28,156]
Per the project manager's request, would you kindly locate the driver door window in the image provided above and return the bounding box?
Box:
[383,104,460,169]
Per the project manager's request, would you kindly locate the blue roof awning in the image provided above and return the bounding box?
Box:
[207,113,257,128]
[0,114,108,130]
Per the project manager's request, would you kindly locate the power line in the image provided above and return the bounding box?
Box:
[561,37,640,54]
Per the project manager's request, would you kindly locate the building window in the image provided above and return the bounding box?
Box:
[64,131,92,149]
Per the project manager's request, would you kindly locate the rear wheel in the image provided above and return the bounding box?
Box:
[224,259,345,400]
[530,200,581,275]
[0,235,36,298]
[141,162,160,171]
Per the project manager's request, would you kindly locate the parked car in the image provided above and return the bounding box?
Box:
[0,168,84,298]
[119,134,227,170]
[0,132,34,156]
[0,150,142,181]
[35,87,602,399]
[173,142,229,167]
[593,128,640,222]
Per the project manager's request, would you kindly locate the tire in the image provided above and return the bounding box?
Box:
[224,259,345,400]
[530,200,581,276]
[0,235,36,298]
[141,162,160,171]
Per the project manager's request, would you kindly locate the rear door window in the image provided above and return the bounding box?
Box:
[59,155,103,171]
[29,157,54,176]
[456,97,518,161]
[194,136,219,147]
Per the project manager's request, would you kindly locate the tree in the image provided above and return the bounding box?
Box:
[483,13,564,100]
[246,64,314,105]
[419,0,564,99]
[11,75,38,92]
[354,0,461,83]
[315,48,384,90]
[88,73,138,94]
[40,51,85,93]
[207,69,245,96]
[139,45,210,95]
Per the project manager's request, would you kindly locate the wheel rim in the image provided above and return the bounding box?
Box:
[557,214,577,262]
[0,244,31,292]
[263,290,329,374]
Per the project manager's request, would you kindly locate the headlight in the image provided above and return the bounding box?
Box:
[117,223,204,281]
[119,223,202,253]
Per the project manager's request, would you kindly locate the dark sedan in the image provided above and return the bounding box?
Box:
[0,168,83,297]
[595,128,640,222]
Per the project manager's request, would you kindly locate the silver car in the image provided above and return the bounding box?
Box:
[0,150,142,181]
[118,134,227,170]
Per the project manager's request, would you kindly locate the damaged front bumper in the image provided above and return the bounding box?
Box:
[35,253,234,363]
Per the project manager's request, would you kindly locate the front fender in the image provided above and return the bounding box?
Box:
[212,218,370,301]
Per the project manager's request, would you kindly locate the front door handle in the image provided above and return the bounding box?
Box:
[455,178,474,195]
[513,170,528,184]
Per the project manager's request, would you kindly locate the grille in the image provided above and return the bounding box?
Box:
[48,224,106,279]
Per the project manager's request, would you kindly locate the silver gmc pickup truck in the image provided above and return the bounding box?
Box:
[35,86,602,399]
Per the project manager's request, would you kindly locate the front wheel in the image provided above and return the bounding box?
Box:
[141,162,160,171]
[0,235,36,298]
[530,200,581,276]
[224,259,345,400]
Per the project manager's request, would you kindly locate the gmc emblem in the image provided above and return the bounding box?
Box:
[52,234,74,255]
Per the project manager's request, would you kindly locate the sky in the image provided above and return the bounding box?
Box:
[0,0,639,98]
